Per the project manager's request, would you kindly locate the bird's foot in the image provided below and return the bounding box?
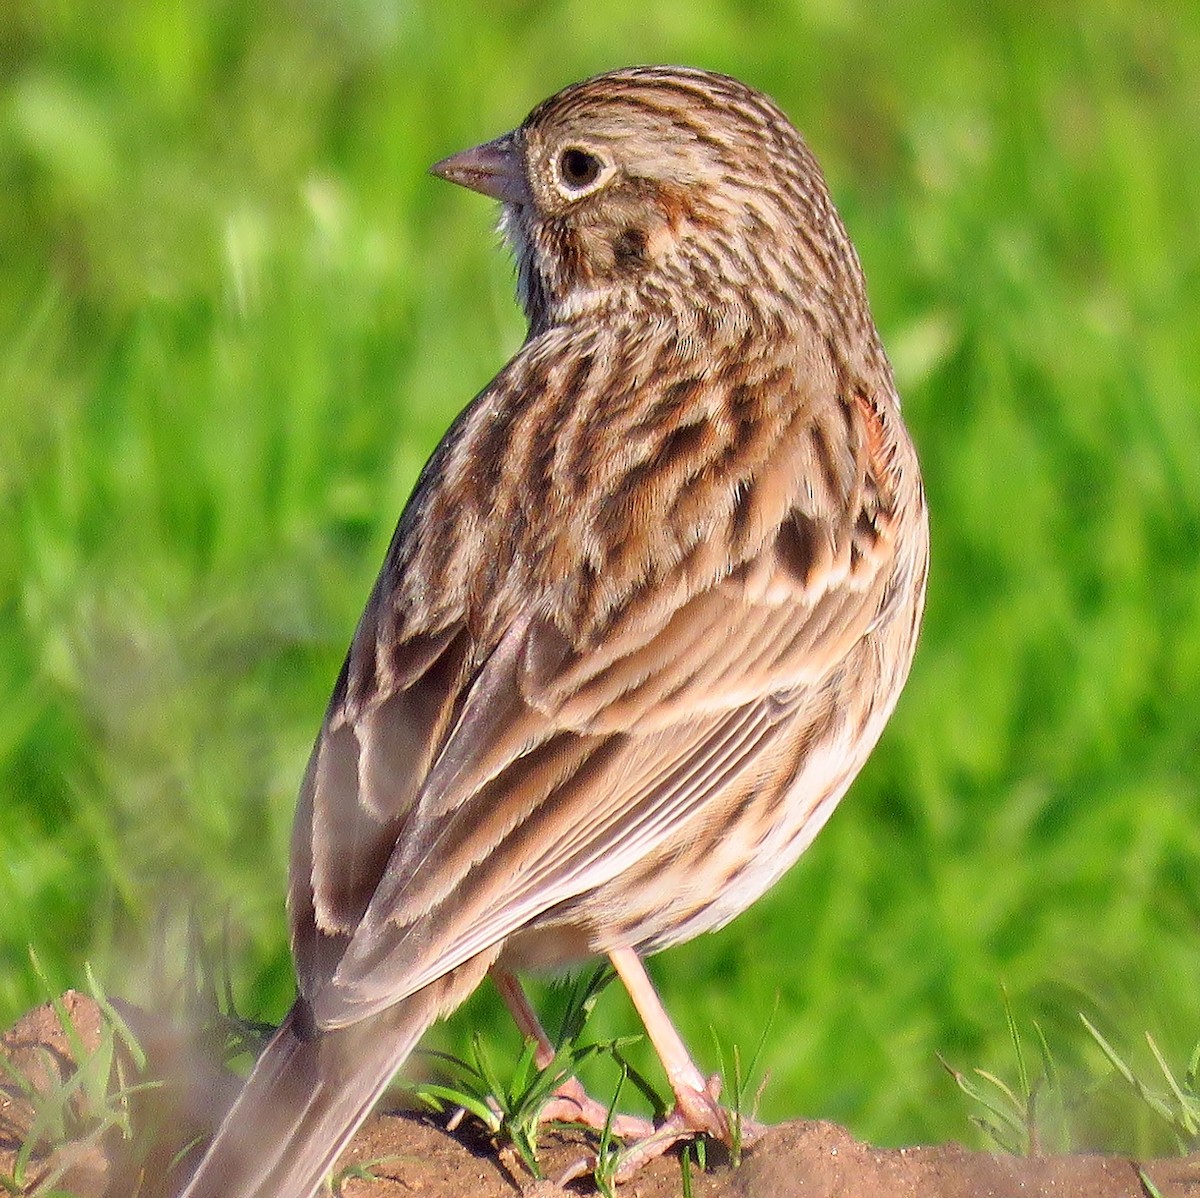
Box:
[544,1073,762,1184]
[610,1073,763,1181]
[537,1074,657,1140]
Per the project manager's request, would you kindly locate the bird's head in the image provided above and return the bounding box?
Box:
[432,66,865,338]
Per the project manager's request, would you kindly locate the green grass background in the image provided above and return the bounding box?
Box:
[3,0,1199,1154]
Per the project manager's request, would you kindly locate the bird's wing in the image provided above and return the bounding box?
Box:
[291,408,907,1026]
[288,350,914,1026]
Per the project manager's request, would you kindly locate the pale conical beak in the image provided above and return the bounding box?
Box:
[430,132,530,205]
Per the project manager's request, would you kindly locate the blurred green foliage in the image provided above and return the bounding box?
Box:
[2,0,1199,1153]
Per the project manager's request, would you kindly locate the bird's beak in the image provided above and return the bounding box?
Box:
[430,132,530,205]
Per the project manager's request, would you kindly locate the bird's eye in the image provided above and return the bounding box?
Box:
[557,147,604,191]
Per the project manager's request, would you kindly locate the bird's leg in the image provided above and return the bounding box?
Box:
[491,967,555,1060]
[608,948,724,1135]
[490,968,655,1139]
[608,947,764,1178]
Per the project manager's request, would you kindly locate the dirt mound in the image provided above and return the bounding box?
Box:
[3,995,1197,1197]
[335,1112,1198,1198]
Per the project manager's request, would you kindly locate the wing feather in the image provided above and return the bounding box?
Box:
[289,363,908,1029]
[308,523,891,1026]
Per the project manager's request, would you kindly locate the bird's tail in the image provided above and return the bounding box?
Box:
[176,992,437,1198]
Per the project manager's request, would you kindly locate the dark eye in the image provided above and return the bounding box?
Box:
[558,147,603,190]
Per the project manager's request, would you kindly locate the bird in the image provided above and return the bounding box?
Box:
[176,65,929,1198]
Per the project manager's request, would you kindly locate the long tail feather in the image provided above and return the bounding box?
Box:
[176,994,436,1198]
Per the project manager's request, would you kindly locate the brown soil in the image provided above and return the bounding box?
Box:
[3,995,1199,1198]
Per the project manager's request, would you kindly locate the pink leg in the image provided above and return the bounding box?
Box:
[490,968,655,1140]
[609,948,725,1134]
[608,947,763,1177]
[492,968,556,1066]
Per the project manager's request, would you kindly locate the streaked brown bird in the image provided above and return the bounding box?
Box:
[178,65,928,1198]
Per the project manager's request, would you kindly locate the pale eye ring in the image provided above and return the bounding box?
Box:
[557,146,604,191]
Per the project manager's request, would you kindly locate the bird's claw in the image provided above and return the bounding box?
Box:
[525,1069,763,1184]
[536,1075,657,1140]
[609,1074,764,1181]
